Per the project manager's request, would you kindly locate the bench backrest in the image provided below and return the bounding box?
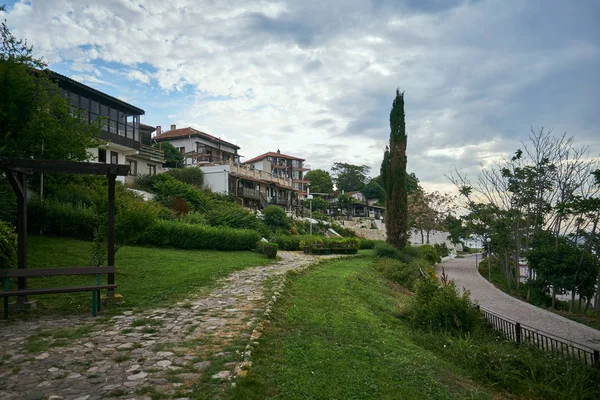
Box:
[0,266,116,278]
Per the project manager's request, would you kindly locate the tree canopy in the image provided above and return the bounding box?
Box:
[155,142,184,168]
[0,14,101,161]
[304,169,333,194]
[331,162,370,192]
[361,179,386,203]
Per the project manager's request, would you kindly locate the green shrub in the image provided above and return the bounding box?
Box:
[179,211,208,225]
[375,257,433,289]
[0,179,16,223]
[434,242,450,257]
[0,221,17,269]
[358,239,382,249]
[272,234,303,251]
[206,207,265,232]
[165,167,204,187]
[374,242,401,259]
[139,220,260,251]
[417,244,441,265]
[462,245,470,253]
[262,206,291,232]
[262,243,278,259]
[331,223,358,237]
[28,199,99,240]
[410,278,481,334]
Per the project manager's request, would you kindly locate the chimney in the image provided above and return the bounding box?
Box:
[156,125,161,136]
[171,124,176,131]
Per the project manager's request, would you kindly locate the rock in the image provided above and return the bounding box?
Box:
[211,370,231,380]
[34,352,49,360]
[66,373,81,379]
[156,360,171,368]
[117,343,135,350]
[193,361,211,370]
[73,396,90,400]
[126,372,148,381]
[156,351,173,357]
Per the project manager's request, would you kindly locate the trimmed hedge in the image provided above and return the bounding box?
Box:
[359,239,383,249]
[0,221,17,269]
[28,199,99,240]
[139,220,260,251]
[262,243,278,258]
[271,234,304,251]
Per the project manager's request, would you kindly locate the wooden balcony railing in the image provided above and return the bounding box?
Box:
[238,187,260,200]
[139,144,165,163]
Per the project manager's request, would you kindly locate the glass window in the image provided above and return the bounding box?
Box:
[127,159,137,176]
[118,123,126,137]
[79,96,90,110]
[109,119,117,133]
[98,148,106,163]
[110,108,118,121]
[110,151,118,164]
[101,104,109,116]
[91,100,99,114]
[126,115,134,139]
[148,164,156,176]
[69,93,78,108]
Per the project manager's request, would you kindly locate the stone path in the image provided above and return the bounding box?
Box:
[0,251,325,400]
[438,255,600,350]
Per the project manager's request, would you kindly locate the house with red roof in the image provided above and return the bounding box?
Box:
[243,150,311,195]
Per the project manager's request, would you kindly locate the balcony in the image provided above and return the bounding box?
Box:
[229,164,295,190]
[270,196,289,206]
[238,187,260,200]
[138,144,165,163]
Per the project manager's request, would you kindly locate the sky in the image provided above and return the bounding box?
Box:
[2,0,599,194]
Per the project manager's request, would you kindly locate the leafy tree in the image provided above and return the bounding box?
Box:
[407,172,420,195]
[0,14,100,160]
[155,142,184,168]
[381,89,409,249]
[263,205,291,232]
[331,162,370,192]
[304,169,333,194]
[310,197,330,212]
[361,179,386,203]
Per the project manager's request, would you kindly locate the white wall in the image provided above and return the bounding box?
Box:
[200,165,231,194]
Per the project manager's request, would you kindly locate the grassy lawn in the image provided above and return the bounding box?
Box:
[225,253,496,400]
[4,235,274,317]
[478,257,600,331]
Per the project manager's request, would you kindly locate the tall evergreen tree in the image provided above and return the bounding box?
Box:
[381,89,408,249]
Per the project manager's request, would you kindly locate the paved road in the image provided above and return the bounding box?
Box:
[437,255,600,351]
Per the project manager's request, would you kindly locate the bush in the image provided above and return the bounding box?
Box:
[139,220,260,251]
[28,199,99,240]
[358,239,382,249]
[179,211,209,225]
[262,206,291,232]
[434,242,450,257]
[375,256,433,290]
[206,206,266,232]
[262,243,278,259]
[374,242,401,259]
[411,278,481,334]
[418,244,441,265]
[272,234,303,251]
[0,179,16,223]
[331,223,358,237]
[0,221,17,269]
[165,167,204,187]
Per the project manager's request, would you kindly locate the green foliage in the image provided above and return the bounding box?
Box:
[304,169,333,194]
[139,220,260,251]
[381,89,409,250]
[331,162,370,192]
[358,239,382,249]
[262,243,278,259]
[298,236,360,254]
[0,220,17,269]
[0,21,100,161]
[271,234,304,251]
[411,278,481,334]
[262,206,291,232]
[373,257,430,289]
[0,178,16,223]
[179,211,208,225]
[154,142,184,168]
[417,244,441,265]
[28,199,99,240]
[361,179,386,203]
[164,167,204,187]
[433,242,449,258]
[309,197,329,212]
[142,174,210,213]
[331,222,358,237]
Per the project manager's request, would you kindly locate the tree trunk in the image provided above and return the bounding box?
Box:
[595,273,600,316]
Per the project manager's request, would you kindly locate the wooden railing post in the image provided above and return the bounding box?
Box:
[515,322,521,343]
[594,350,599,369]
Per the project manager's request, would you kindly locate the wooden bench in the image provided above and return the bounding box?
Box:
[310,244,332,255]
[0,266,117,319]
[329,243,358,255]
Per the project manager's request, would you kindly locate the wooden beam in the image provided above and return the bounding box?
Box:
[0,158,129,176]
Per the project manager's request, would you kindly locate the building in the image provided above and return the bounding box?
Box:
[243,150,310,194]
[201,163,300,211]
[51,71,164,184]
[152,125,241,166]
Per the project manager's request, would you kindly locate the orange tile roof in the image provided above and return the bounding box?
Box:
[153,127,240,150]
[243,151,305,164]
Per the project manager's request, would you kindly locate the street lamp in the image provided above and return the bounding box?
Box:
[306,194,313,235]
[486,237,492,281]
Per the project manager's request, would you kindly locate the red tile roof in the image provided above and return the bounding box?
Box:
[243,151,305,164]
[153,127,240,150]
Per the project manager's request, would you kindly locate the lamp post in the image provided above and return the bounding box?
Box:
[307,194,313,235]
[486,237,492,281]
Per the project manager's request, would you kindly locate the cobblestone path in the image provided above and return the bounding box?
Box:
[0,251,324,400]
[438,255,600,350]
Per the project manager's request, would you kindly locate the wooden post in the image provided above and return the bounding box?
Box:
[4,170,29,304]
[594,350,599,369]
[107,173,116,297]
[515,322,521,343]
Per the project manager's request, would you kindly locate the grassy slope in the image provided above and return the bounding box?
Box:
[226,253,496,400]
[9,235,273,316]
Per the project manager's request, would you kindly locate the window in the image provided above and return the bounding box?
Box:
[98,148,107,163]
[110,151,118,164]
[148,164,156,176]
[179,147,185,153]
[127,159,137,176]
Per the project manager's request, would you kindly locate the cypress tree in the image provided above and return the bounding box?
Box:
[381,89,408,249]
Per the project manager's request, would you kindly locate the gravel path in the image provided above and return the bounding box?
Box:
[0,251,328,400]
[437,255,600,350]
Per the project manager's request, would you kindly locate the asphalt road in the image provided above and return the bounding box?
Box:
[437,255,600,351]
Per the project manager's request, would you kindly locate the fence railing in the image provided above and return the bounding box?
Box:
[478,306,599,368]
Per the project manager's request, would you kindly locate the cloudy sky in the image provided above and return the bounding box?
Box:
[3,0,599,193]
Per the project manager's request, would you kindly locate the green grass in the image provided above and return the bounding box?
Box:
[225,254,494,400]
[5,235,275,317]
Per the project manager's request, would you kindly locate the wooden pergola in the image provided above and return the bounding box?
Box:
[1,157,129,300]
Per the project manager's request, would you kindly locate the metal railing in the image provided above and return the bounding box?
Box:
[479,306,599,368]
